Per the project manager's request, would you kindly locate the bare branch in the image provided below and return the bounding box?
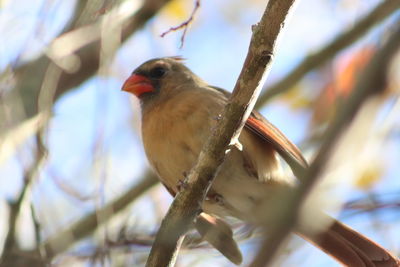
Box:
[256,0,400,108]
[160,0,201,48]
[1,171,157,264]
[250,22,400,267]
[145,1,298,266]
[30,204,42,246]
[41,171,158,258]
[8,0,172,121]
[343,193,400,216]
[2,133,47,260]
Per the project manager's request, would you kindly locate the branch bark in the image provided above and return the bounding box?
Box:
[256,0,400,108]
[145,0,298,266]
[250,22,400,267]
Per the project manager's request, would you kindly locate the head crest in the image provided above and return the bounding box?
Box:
[167,56,186,62]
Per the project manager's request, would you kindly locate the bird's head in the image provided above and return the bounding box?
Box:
[122,57,204,106]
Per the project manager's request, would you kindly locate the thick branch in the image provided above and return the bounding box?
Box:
[145,0,298,266]
[250,23,400,267]
[256,0,400,108]
[41,171,157,258]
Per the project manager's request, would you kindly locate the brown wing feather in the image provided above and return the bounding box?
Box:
[209,85,307,177]
[245,110,308,178]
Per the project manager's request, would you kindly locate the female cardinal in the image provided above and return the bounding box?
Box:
[122,57,399,266]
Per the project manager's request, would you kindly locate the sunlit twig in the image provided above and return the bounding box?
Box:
[160,0,200,48]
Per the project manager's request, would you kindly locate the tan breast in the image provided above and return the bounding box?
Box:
[141,88,225,193]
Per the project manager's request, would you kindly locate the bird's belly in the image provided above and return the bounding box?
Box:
[146,141,199,192]
[145,134,291,223]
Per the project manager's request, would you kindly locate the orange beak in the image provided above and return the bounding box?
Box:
[121,74,154,97]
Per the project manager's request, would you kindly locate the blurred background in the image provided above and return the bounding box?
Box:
[0,0,399,266]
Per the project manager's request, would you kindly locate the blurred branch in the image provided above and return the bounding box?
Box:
[0,112,49,165]
[83,228,232,261]
[256,0,400,108]
[0,170,158,265]
[1,134,47,262]
[61,230,213,264]
[2,52,66,263]
[41,171,158,258]
[145,1,298,266]
[30,204,42,246]
[9,0,172,121]
[0,0,85,119]
[346,200,400,215]
[0,250,45,267]
[250,23,400,267]
[74,0,114,27]
[1,0,169,263]
[343,191,400,217]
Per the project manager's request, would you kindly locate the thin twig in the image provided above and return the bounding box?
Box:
[250,23,400,267]
[256,0,400,108]
[160,0,201,48]
[146,1,298,266]
[342,191,400,216]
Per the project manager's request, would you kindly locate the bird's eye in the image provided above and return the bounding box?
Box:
[149,66,167,78]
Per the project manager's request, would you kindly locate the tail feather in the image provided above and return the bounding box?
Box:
[299,219,399,267]
[195,213,243,265]
[331,221,392,262]
[194,212,399,266]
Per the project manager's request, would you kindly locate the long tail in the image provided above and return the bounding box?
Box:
[298,219,399,267]
[195,212,399,266]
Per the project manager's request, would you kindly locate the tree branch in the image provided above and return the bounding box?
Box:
[145,0,298,266]
[256,0,400,108]
[9,0,172,120]
[41,171,158,258]
[160,0,200,48]
[250,22,400,267]
[1,134,47,263]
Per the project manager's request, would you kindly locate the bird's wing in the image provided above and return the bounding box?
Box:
[246,110,308,178]
[209,86,308,178]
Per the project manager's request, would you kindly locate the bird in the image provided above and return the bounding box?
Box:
[122,57,399,266]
